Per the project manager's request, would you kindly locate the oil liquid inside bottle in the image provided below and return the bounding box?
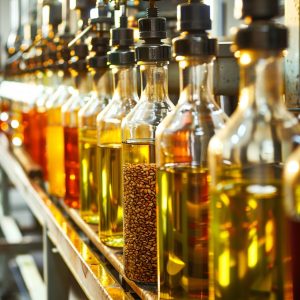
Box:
[79,128,98,224]
[98,143,123,247]
[123,141,158,283]
[64,126,80,208]
[46,106,65,197]
[158,164,209,299]
[29,109,48,177]
[211,164,284,300]
[22,111,31,151]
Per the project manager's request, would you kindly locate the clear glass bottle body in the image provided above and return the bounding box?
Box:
[122,62,174,283]
[79,69,112,224]
[46,73,74,197]
[284,149,300,300]
[97,65,138,248]
[208,50,300,300]
[62,73,91,208]
[156,57,227,299]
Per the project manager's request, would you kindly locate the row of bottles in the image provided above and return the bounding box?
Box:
[0,0,299,299]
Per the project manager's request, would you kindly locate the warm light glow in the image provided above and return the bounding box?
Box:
[265,220,274,253]
[240,53,252,66]
[12,137,22,147]
[70,174,76,181]
[209,137,223,156]
[218,231,230,287]
[286,159,300,176]
[161,172,168,235]
[11,120,19,129]
[248,228,258,268]
[239,88,250,109]
[0,112,9,122]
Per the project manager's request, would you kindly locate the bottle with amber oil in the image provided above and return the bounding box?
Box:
[62,43,91,209]
[122,2,174,284]
[156,1,227,298]
[46,35,74,198]
[97,5,138,247]
[208,1,300,299]
[79,5,112,224]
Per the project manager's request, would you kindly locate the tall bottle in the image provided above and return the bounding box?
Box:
[46,37,74,198]
[79,5,113,224]
[62,43,91,208]
[97,6,137,247]
[122,3,174,283]
[208,1,300,299]
[156,1,227,298]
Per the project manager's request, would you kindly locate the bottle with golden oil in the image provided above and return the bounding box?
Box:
[122,3,174,284]
[284,149,300,300]
[62,43,91,209]
[97,7,138,248]
[156,2,227,298]
[79,9,112,224]
[46,75,74,198]
[46,33,75,198]
[208,1,300,299]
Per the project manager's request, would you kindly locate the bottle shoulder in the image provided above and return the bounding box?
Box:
[209,107,300,163]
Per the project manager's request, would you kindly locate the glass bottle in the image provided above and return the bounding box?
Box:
[97,10,137,247]
[79,68,112,224]
[208,2,300,299]
[62,62,91,209]
[284,149,300,300]
[122,5,174,283]
[46,69,74,198]
[78,4,113,224]
[156,2,227,298]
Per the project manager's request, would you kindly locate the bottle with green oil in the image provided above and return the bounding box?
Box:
[156,1,227,298]
[122,2,174,284]
[78,5,112,225]
[208,0,300,299]
[97,5,138,248]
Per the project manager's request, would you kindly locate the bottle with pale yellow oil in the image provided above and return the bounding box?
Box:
[208,1,300,299]
[79,11,112,224]
[97,7,138,248]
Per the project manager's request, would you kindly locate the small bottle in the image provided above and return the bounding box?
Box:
[46,36,74,198]
[284,149,300,300]
[208,0,300,299]
[62,43,91,208]
[156,1,227,298]
[122,3,174,283]
[79,5,113,224]
[97,6,137,247]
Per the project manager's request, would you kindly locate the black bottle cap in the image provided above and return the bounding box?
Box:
[88,36,110,68]
[177,1,211,32]
[173,1,216,57]
[234,0,287,50]
[136,4,171,62]
[108,8,135,66]
[237,0,280,20]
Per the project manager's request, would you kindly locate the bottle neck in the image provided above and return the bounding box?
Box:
[74,73,91,95]
[92,69,112,99]
[140,62,169,102]
[238,50,284,111]
[178,57,214,104]
[112,65,138,101]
